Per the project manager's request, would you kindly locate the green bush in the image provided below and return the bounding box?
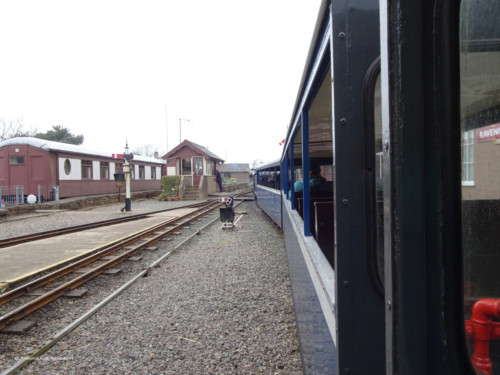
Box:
[162,176,181,197]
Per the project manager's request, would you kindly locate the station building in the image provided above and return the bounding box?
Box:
[162,140,224,198]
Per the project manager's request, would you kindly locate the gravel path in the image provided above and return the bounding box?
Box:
[1,198,301,374]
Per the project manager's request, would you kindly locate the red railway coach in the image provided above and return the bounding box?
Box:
[0,137,164,199]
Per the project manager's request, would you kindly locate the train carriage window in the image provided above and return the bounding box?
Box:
[292,127,303,199]
[81,160,92,179]
[100,162,109,179]
[9,156,24,165]
[460,0,500,372]
[364,57,384,295]
[373,75,384,291]
[64,159,71,175]
[462,130,475,185]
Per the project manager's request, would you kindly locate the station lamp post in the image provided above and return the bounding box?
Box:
[123,142,134,211]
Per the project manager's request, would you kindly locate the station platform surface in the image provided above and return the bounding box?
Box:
[0,207,197,285]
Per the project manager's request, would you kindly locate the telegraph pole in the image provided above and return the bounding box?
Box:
[179,118,190,143]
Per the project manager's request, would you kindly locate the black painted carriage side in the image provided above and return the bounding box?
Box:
[381,0,475,373]
[331,1,384,374]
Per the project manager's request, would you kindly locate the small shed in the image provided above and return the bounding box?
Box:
[218,163,251,182]
[162,139,224,187]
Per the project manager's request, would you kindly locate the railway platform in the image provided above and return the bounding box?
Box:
[0,206,198,286]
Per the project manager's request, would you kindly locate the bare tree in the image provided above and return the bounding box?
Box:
[131,144,161,158]
[0,118,37,141]
[251,159,265,169]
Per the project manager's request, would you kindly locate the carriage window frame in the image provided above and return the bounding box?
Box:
[100,161,110,179]
[9,156,24,165]
[461,129,475,186]
[363,56,384,297]
[81,159,92,179]
[64,159,71,175]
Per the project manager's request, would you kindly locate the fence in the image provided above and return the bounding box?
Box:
[0,185,60,207]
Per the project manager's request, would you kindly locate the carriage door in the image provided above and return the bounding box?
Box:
[193,157,203,187]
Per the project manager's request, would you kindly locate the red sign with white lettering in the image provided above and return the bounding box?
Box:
[477,123,500,142]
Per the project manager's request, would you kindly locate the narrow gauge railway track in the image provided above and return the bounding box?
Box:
[0,201,209,249]
[0,199,227,331]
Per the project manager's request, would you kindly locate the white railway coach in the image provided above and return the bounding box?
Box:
[0,137,164,199]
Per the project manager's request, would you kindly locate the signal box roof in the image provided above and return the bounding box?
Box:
[162,139,224,163]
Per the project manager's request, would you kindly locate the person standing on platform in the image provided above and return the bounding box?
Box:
[216,169,223,192]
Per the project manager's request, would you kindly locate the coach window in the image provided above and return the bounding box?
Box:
[292,127,303,197]
[81,160,92,179]
[460,0,500,368]
[9,156,24,165]
[374,75,384,290]
[100,162,109,179]
[364,57,384,294]
[139,165,145,179]
[64,159,71,175]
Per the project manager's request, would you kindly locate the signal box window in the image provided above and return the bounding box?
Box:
[81,160,92,179]
[182,158,191,175]
[206,160,214,176]
[100,162,110,179]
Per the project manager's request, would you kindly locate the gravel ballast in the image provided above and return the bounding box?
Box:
[1,198,301,374]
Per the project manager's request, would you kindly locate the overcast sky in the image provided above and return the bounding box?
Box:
[0,1,321,164]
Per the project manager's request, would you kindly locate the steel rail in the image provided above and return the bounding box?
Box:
[0,201,223,330]
[0,201,218,307]
[0,201,210,249]
[1,200,244,375]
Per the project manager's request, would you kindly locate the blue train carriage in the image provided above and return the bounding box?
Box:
[278,0,500,374]
[279,1,348,373]
[253,160,282,228]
